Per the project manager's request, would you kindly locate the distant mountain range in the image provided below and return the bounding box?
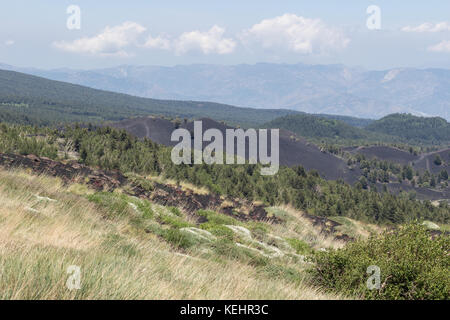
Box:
[1,62,449,120]
[0,68,448,147]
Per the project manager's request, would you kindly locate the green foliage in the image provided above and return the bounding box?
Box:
[125,173,154,191]
[87,192,132,219]
[168,206,182,217]
[310,223,450,300]
[158,213,193,229]
[265,113,450,147]
[1,123,449,225]
[366,113,450,146]
[161,229,199,250]
[0,69,298,128]
[196,210,239,226]
[264,114,371,140]
[440,169,449,181]
[434,154,442,166]
[247,222,269,240]
[200,222,235,241]
[285,238,312,255]
[0,124,58,158]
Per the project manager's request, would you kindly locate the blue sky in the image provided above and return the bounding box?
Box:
[1,0,450,70]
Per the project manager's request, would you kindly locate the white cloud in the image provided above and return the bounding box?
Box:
[241,14,350,54]
[428,40,450,53]
[402,22,450,33]
[53,21,146,57]
[5,40,15,46]
[143,34,171,50]
[173,25,236,55]
[52,17,348,57]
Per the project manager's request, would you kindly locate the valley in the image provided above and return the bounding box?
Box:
[0,67,448,301]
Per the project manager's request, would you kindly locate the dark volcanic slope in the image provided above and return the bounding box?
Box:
[277,130,360,181]
[346,146,419,165]
[414,149,450,175]
[345,145,450,176]
[113,117,178,146]
[112,117,360,182]
[382,182,450,201]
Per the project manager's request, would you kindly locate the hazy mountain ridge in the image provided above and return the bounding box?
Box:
[0,68,372,128]
[3,63,449,120]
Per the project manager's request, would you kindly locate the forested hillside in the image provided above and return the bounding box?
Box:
[264,113,450,147]
[8,63,450,120]
[0,69,297,127]
[264,114,373,140]
[365,113,450,145]
[0,123,448,225]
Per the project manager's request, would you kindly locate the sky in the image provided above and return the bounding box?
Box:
[1,0,450,70]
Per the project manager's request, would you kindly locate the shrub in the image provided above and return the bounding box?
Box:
[87,192,131,219]
[286,238,312,255]
[136,201,154,219]
[200,222,235,241]
[161,229,198,250]
[310,223,449,300]
[159,213,193,229]
[196,209,239,226]
[168,206,182,216]
[434,155,442,166]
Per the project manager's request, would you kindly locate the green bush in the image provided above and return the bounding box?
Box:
[286,238,312,255]
[310,223,449,300]
[168,206,182,216]
[159,213,193,229]
[136,201,154,219]
[247,222,269,241]
[200,222,235,241]
[87,192,131,219]
[161,229,198,250]
[196,209,239,226]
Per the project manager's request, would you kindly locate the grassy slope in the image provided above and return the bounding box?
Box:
[0,168,350,300]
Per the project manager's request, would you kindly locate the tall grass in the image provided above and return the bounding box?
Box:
[0,169,343,300]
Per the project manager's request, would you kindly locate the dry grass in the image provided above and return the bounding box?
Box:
[146,175,210,195]
[0,169,344,300]
[268,205,346,250]
[328,216,384,240]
